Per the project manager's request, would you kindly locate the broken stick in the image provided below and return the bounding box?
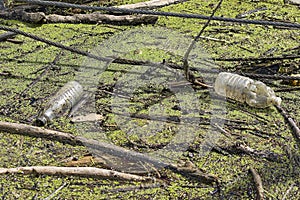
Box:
[0,166,151,181]
[249,167,264,200]
[275,105,300,143]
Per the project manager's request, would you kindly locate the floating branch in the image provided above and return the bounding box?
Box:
[0,166,151,181]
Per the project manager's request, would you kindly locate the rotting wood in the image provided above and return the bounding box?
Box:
[0,166,152,181]
[116,0,187,9]
[0,9,158,25]
[249,167,264,200]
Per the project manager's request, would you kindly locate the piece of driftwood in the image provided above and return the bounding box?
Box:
[0,166,151,181]
[0,9,158,24]
[117,0,187,9]
[249,167,264,200]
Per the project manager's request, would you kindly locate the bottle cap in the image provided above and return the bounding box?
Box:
[35,116,47,126]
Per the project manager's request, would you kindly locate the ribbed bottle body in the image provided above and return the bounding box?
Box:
[214,72,281,108]
[37,81,84,125]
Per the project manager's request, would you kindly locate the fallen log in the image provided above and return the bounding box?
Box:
[45,13,158,25]
[0,9,158,25]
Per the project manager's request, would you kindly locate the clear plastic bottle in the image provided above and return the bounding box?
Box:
[214,72,281,108]
[36,81,84,125]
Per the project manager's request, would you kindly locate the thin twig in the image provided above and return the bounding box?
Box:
[214,55,300,62]
[275,87,300,92]
[44,182,67,200]
[282,183,295,200]
[249,167,264,200]
[183,0,223,80]
[275,105,300,144]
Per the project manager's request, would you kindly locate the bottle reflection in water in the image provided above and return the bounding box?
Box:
[36,81,84,126]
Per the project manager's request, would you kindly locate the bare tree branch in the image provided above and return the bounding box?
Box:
[0,166,152,181]
[0,121,82,145]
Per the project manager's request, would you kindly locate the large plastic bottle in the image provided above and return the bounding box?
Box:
[36,81,84,125]
[214,72,281,108]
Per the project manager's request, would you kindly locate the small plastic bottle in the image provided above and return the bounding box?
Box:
[214,72,281,108]
[36,81,84,125]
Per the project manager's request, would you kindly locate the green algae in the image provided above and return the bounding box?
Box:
[0,0,300,199]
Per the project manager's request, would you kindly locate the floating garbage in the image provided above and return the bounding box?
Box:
[36,81,84,126]
[214,72,281,108]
